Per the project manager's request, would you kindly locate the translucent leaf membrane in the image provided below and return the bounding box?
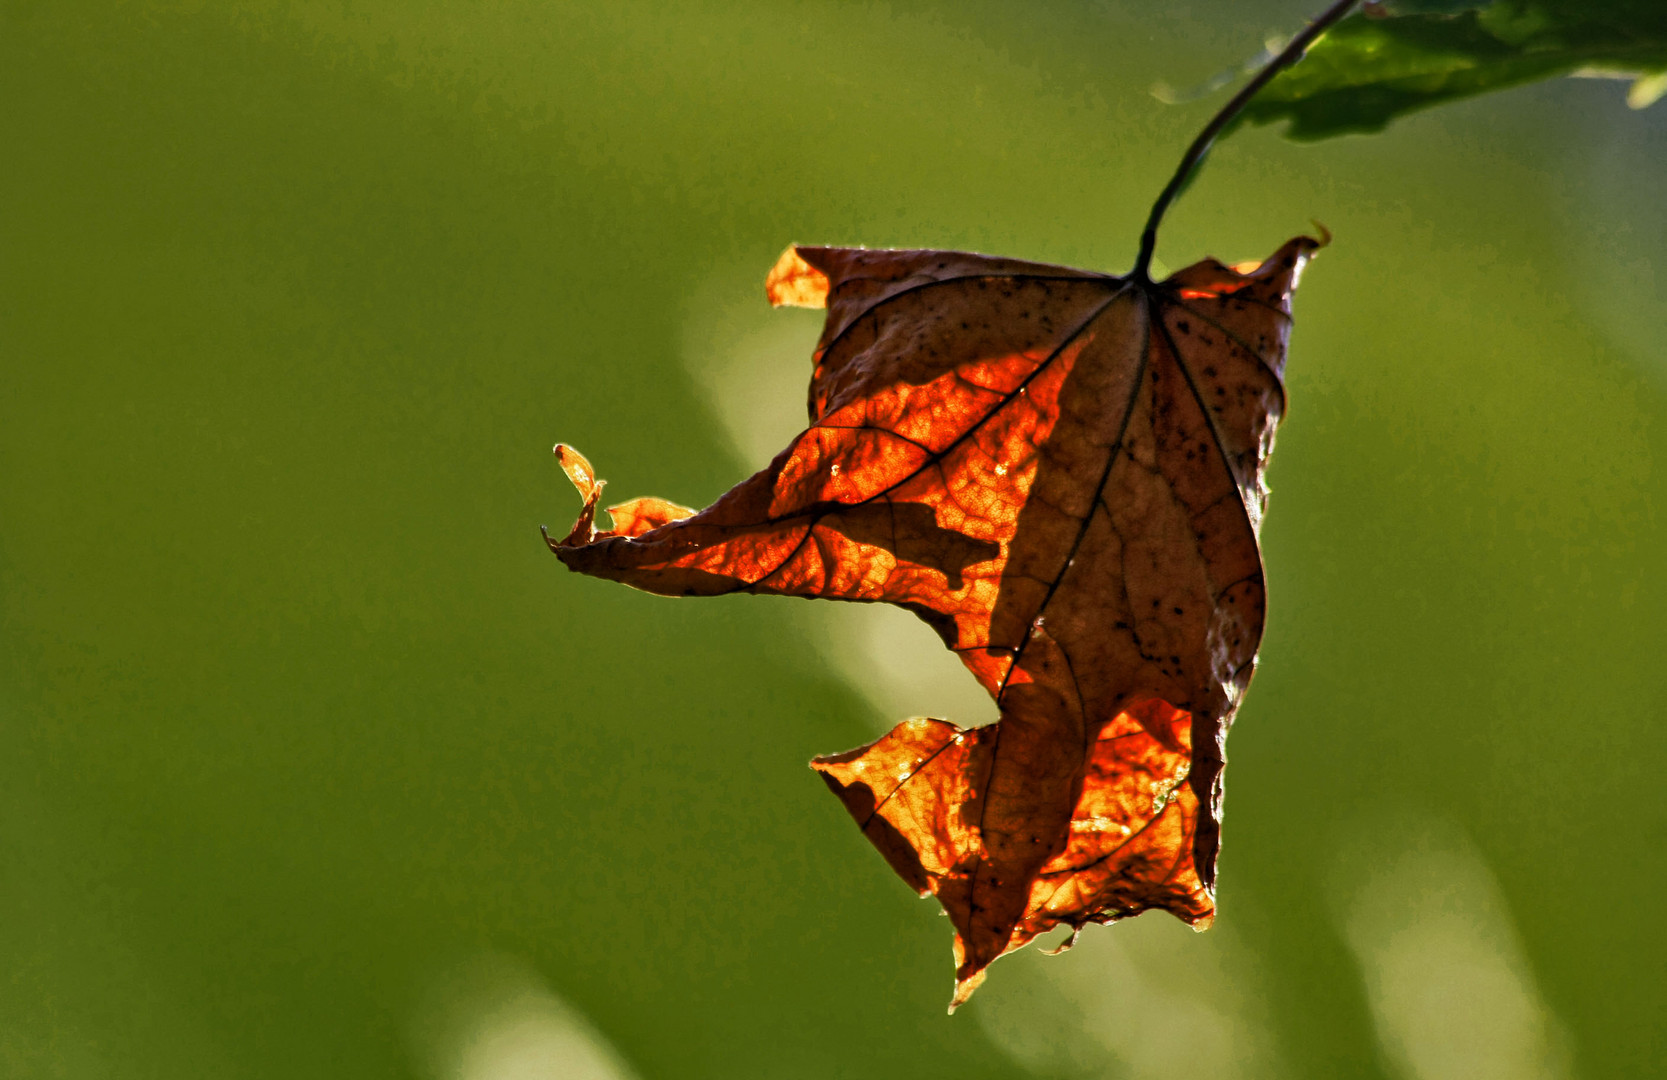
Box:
[549,235,1319,1005]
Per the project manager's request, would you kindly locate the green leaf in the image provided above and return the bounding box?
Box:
[1238,0,1667,140]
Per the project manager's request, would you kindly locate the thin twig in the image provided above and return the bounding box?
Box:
[1131,0,1359,282]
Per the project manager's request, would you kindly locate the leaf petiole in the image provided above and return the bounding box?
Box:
[1131,0,1359,283]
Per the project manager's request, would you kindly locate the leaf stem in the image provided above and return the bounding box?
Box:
[1131,0,1359,282]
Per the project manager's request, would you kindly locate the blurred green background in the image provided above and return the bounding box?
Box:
[3,2,1663,1078]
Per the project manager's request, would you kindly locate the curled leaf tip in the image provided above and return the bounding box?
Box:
[554,444,601,500]
[764,246,831,309]
[546,449,699,567]
[550,444,604,548]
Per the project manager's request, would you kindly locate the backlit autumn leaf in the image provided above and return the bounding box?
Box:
[546,236,1319,1006]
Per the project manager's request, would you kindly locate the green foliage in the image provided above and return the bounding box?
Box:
[1242,0,1667,140]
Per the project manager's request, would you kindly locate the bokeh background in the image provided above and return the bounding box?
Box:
[3,2,1664,1078]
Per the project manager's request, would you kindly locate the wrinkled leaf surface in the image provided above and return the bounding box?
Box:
[549,237,1318,1004]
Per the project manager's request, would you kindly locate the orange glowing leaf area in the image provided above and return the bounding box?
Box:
[547,236,1319,1006]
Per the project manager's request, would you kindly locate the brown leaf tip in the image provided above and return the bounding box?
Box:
[1170,234,1322,302]
[948,967,987,1014]
[552,444,603,547]
[547,446,697,552]
[764,246,831,309]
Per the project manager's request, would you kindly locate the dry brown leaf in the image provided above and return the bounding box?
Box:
[547,236,1319,1006]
